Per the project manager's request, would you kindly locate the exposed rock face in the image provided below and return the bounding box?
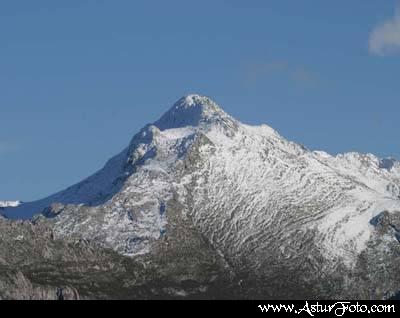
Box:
[0,212,236,300]
[2,94,400,299]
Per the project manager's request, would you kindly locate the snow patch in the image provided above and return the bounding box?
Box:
[0,201,21,208]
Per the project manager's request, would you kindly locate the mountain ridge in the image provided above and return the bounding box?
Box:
[4,94,398,219]
[0,201,21,208]
[0,95,400,299]
[2,94,400,299]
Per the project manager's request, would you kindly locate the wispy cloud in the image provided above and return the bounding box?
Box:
[369,5,400,56]
[0,141,19,155]
[243,61,320,90]
[290,66,320,88]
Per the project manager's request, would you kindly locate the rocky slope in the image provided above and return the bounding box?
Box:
[0,211,235,300]
[2,94,400,299]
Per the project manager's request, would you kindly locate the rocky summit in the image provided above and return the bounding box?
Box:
[2,94,400,300]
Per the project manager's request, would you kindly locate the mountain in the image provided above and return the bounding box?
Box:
[1,94,400,299]
[0,201,21,208]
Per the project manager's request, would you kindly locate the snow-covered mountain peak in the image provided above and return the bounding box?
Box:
[3,94,400,275]
[154,94,237,132]
[2,94,400,299]
[174,94,221,112]
[177,94,211,107]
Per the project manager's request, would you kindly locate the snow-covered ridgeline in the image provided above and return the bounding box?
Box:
[0,201,21,208]
[2,94,400,266]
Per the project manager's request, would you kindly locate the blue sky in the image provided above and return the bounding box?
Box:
[1,0,400,201]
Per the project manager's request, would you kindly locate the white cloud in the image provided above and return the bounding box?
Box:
[369,6,400,56]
